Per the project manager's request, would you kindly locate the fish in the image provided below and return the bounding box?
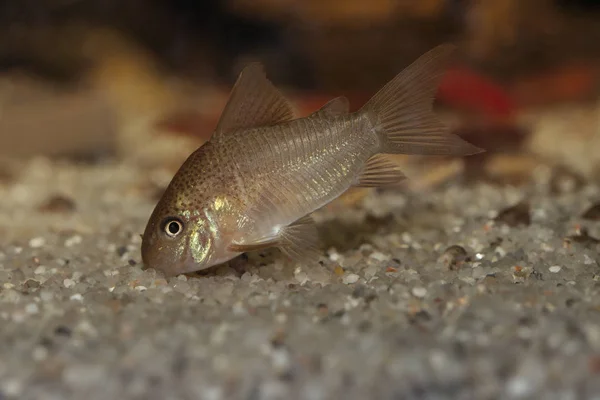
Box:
[141,44,484,276]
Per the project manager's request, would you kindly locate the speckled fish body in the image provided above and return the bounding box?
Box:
[141,44,483,276]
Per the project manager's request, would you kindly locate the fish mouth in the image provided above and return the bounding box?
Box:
[169,253,206,276]
[172,253,239,276]
[140,254,202,277]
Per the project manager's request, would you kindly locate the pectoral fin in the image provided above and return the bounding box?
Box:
[228,216,320,263]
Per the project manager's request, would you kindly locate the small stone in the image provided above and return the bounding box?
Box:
[584,254,596,265]
[3,378,23,397]
[439,245,469,270]
[370,251,389,262]
[38,194,76,213]
[34,266,46,274]
[25,303,39,314]
[63,364,106,388]
[29,237,46,248]
[32,346,48,361]
[40,290,54,302]
[495,246,507,258]
[333,266,344,276]
[116,246,128,257]
[271,347,293,378]
[275,313,287,323]
[294,268,309,285]
[64,235,82,247]
[329,252,341,262]
[582,203,600,221]
[495,202,530,227]
[549,165,585,194]
[63,278,75,288]
[342,274,359,284]
[412,287,427,298]
[70,294,83,301]
[23,279,41,291]
[512,265,533,281]
[549,265,562,273]
[564,228,600,248]
[54,325,72,336]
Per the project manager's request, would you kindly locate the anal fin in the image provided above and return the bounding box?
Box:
[354,154,407,188]
[228,215,321,263]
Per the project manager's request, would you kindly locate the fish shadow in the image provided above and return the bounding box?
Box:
[316,212,402,253]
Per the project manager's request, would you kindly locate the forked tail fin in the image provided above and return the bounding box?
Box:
[360,44,484,156]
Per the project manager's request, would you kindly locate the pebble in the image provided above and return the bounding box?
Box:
[25,303,39,314]
[583,254,595,265]
[63,278,76,288]
[582,203,600,221]
[549,266,562,273]
[329,252,341,262]
[2,378,23,397]
[370,251,389,261]
[38,194,77,213]
[70,294,83,301]
[294,269,309,285]
[342,274,359,284]
[412,287,427,298]
[439,245,469,270]
[28,237,46,248]
[63,364,106,389]
[32,346,48,361]
[39,290,54,302]
[34,266,46,274]
[64,235,83,247]
[495,202,531,227]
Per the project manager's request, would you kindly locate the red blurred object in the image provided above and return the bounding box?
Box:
[437,67,516,118]
[295,66,517,119]
[510,63,600,107]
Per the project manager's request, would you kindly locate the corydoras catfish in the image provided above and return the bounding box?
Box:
[141,44,484,276]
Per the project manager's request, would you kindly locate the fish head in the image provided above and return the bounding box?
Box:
[141,200,216,277]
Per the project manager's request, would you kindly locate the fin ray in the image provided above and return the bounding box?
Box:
[229,216,320,264]
[354,154,407,188]
[360,44,484,156]
[214,63,294,138]
[278,215,321,263]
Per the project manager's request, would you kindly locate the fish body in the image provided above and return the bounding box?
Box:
[141,44,483,276]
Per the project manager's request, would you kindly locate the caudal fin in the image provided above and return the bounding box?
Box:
[360,44,484,156]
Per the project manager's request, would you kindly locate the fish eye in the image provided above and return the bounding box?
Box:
[163,217,184,238]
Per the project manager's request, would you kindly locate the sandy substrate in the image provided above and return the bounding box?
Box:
[1,156,600,399]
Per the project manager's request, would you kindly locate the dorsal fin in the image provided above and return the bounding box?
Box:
[309,96,350,118]
[213,63,295,139]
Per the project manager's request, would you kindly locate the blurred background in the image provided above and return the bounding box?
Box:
[1,0,600,190]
